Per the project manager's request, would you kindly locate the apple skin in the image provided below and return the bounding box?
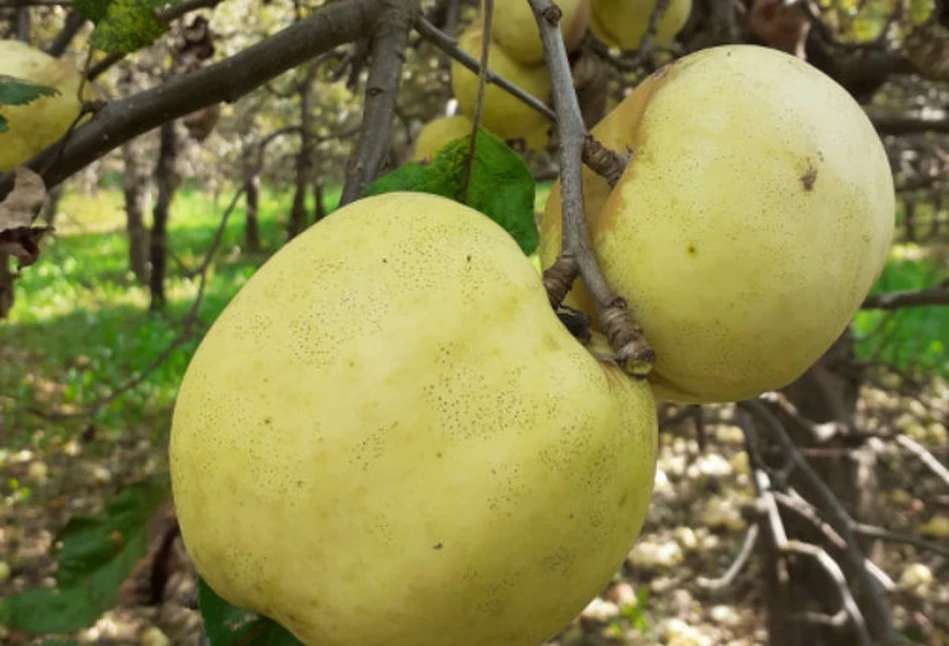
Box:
[0,39,98,172]
[486,0,590,65]
[170,191,658,646]
[588,0,693,51]
[450,19,552,151]
[540,45,895,404]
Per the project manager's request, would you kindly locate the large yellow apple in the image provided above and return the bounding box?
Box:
[0,39,97,173]
[411,114,473,161]
[588,0,693,50]
[450,19,552,151]
[486,0,590,65]
[170,191,658,646]
[540,45,894,403]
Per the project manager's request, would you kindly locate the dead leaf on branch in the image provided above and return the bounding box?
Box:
[0,165,52,268]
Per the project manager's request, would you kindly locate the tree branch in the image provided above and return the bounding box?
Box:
[740,398,898,645]
[896,434,949,489]
[43,7,86,57]
[528,0,655,376]
[0,0,382,199]
[414,15,556,120]
[339,0,420,205]
[871,114,949,136]
[86,0,225,80]
[862,283,949,310]
[695,524,760,590]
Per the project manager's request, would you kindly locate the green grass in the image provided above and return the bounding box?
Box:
[0,184,945,450]
[853,243,949,378]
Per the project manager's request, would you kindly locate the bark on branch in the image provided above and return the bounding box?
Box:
[340,0,420,205]
[0,0,384,198]
[861,283,949,310]
[527,0,655,375]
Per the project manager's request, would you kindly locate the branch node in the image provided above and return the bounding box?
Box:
[599,298,655,376]
[582,134,629,187]
[541,253,579,308]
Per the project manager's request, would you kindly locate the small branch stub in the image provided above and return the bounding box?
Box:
[583,135,629,187]
[599,298,656,376]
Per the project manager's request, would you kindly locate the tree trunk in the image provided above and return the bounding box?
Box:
[929,191,942,239]
[0,254,14,319]
[904,194,917,242]
[40,183,63,227]
[313,180,326,223]
[15,6,29,41]
[123,137,151,283]
[287,64,318,240]
[245,169,261,253]
[759,328,880,646]
[150,121,178,311]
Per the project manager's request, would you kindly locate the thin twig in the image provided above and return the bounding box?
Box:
[758,481,872,644]
[741,398,898,645]
[11,187,246,422]
[695,524,760,590]
[339,0,420,205]
[851,522,949,559]
[415,14,629,190]
[414,16,556,120]
[461,0,492,203]
[527,0,655,375]
[896,434,949,488]
[631,0,671,63]
[775,489,896,591]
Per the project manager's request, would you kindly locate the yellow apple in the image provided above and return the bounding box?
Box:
[588,0,693,50]
[486,0,590,65]
[540,45,894,403]
[450,19,552,151]
[0,39,98,173]
[411,115,474,161]
[170,191,658,646]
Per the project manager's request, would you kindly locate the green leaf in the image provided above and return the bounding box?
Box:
[74,0,171,54]
[363,127,538,255]
[0,475,170,633]
[0,76,59,107]
[199,578,304,646]
[0,116,8,134]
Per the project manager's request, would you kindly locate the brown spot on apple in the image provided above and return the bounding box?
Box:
[801,161,817,191]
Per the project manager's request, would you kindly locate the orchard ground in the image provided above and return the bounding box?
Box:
[0,181,947,645]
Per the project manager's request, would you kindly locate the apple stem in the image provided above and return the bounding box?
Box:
[527,0,655,376]
[582,135,629,188]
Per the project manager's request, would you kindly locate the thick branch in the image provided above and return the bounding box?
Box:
[861,284,949,310]
[0,0,381,198]
[528,0,654,375]
[340,0,420,205]
[871,114,949,135]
